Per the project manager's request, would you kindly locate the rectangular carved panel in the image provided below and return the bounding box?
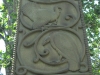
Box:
[11,0,92,75]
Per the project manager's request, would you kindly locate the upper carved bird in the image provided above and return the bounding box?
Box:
[20,2,61,30]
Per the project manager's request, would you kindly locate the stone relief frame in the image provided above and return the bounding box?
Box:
[11,0,92,75]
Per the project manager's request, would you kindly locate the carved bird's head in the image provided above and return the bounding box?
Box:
[54,7,62,13]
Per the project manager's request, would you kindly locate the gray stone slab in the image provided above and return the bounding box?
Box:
[11,0,92,75]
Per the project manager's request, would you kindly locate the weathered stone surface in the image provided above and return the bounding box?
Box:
[11,0,92,75]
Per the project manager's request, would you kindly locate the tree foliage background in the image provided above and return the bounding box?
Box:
[0,0,100,75]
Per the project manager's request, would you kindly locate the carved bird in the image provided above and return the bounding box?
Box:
[42,31,84,71]
[20,2,61,30]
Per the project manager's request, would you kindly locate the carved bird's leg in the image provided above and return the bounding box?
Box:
[42,36,50,46]
[53,7,62,25]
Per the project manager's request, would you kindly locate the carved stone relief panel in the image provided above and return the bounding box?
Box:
[11,0,92,75]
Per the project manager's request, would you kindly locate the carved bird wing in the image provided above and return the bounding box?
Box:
[51,31,81,71]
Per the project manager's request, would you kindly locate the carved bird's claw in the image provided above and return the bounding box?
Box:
[42,37,50,46]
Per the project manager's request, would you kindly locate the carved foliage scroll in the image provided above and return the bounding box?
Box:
[13,0,92,75]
